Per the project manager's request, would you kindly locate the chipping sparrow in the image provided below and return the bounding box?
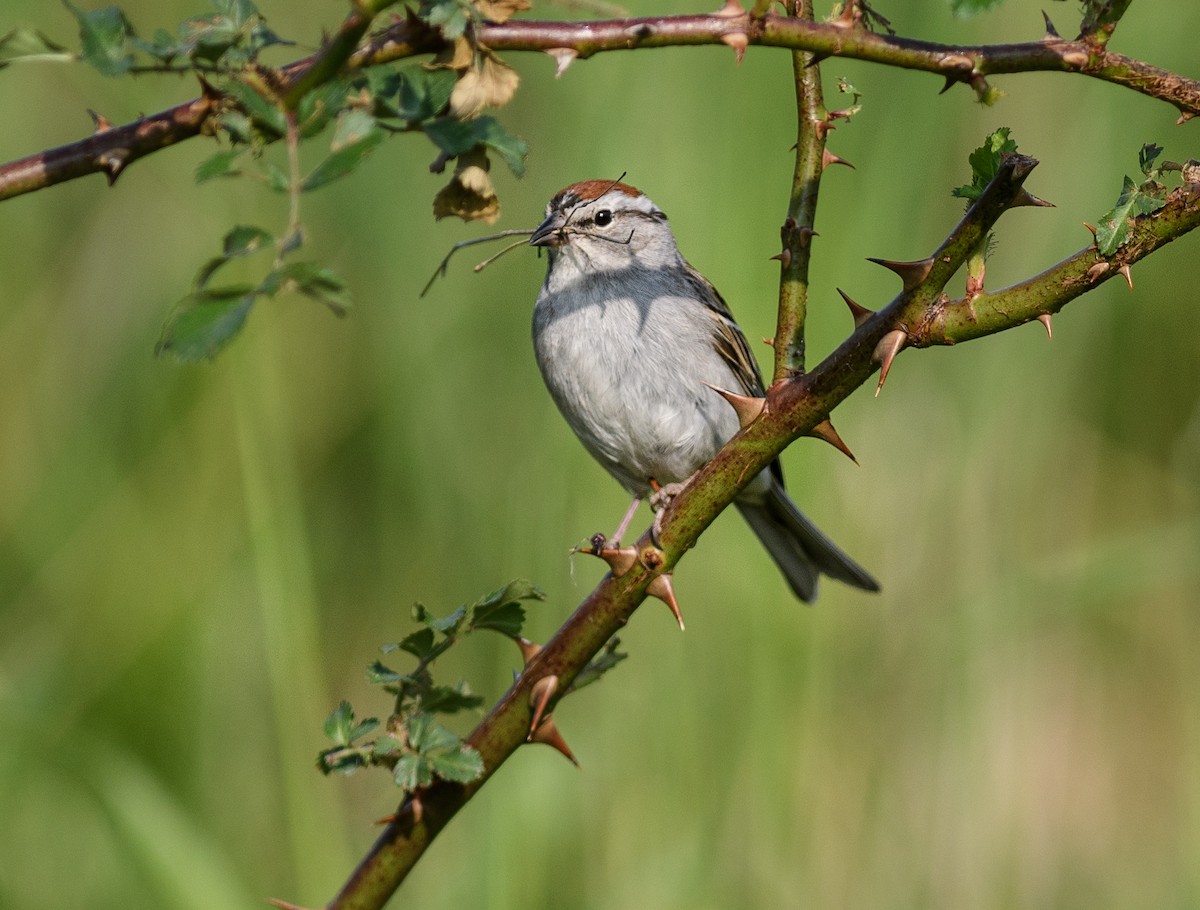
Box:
[529,179,879,601]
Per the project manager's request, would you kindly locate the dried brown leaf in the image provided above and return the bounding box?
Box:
[473,0,531,23]
[433,150,500,223]
[450,53,520,118]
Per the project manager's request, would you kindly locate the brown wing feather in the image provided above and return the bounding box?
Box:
[681,264,766,398]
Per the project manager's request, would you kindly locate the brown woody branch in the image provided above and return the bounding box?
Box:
[3,10,1199,202]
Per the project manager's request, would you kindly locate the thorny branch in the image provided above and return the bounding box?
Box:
[2,9,1200,200]
[320,143,1200,909]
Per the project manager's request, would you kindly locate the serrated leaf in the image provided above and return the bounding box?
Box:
[156,289,254,361]
[952,127,1017,202]
[1139,142,1163,177]
[323,700,356,745]
[421,682,485,714]
[412,720,461,754]
[301,110,383,191]
[1095,174,1167,255]
[428,744,484,783]
[396,66,457,123]
[196,150,243,183]
[422,0,471,39]
[64,0,135,76]
[0,27,69,67]
[398,627,436,661]
[392,753,425,792]
[430,605,468,634]
[422,115,527,176]
[470,578,545,636]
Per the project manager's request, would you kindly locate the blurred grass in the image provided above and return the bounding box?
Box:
[0,0,1198,907]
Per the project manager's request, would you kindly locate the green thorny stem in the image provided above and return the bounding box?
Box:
[771,0,827,382]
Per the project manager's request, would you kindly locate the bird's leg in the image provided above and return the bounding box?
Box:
[648,476,693,545]
[609,495,643,547]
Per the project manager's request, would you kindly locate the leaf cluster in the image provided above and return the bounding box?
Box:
[317,581,547,798]
[1094,143,1176,255]
[63,0,288,76]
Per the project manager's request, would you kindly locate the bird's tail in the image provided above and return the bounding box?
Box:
[735,483,879,602]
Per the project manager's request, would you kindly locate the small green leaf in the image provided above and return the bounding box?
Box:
[421,0,471,39]
[398,628,436,661]
[392,753,425,792]
[297,80,350,138]
[220,76,287,137]
[156,289,254,361]
[393,66,457,123]
[323,700,356,745]
[422,116,528,177]
[64,0,135,76]
[1095,174,1167,255]
[428,744,484,783]
[0,27,69,67]
[223,224,274,257]
[270,262,352,314]
[195,149,243,183]
[367,660,406,684]
[470,579,545,636]
[412,719,460,754]
[262,161,290,193]
[421,682,485,714]
[952,127,1017,202]
[1139,142,1164,176]
[301,110,383,191]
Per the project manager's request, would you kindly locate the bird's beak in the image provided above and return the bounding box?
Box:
[529,213,566,248]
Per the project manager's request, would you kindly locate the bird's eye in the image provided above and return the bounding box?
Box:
[593,209,613,227]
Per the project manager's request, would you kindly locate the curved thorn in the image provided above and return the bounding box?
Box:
[866,256,934,292]
[1118,263,1133,289]
[515,636,542,666]
[545,47,578,78]
[836,288,874,327]
[528,675,558,735]
[88,109,112,133]
[1012,188,1055,208]
[530,716,580,767]
[647,574,684,630]
[822,148,855,170]
[1037,313,1053,339]
[809,418,858,464]
[703,382,766,428]
[872,329,907,396]
[720,32,748,64]
[1042,11,1060,39]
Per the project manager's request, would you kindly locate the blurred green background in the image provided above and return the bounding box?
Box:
[1,1,1198,908]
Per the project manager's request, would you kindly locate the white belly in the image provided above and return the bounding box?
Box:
[532,272,744,495]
